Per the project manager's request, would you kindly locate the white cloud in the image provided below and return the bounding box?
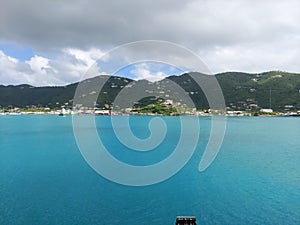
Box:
[63,48,104,67]
[0,48,105,86]
[0,50,17,70]
[0,50,31,85]
[130,63,168,82]
[26,55,52,75]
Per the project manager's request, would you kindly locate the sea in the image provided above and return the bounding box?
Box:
[0,115,300,225]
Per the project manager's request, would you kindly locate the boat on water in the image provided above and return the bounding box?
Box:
[283,112,300,117]
[176,216,196,225]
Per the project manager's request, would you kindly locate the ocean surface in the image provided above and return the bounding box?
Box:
[1,115,300,225]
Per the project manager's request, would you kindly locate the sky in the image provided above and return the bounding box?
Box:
[0,0,300,86]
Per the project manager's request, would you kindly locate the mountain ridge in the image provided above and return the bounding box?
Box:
[1,71,299,111]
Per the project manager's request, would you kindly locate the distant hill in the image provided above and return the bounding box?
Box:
[215,71,300,110]
[0,71,299,111]
[0,76,132,109]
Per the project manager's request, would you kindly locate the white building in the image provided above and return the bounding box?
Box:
[260,108,273,113]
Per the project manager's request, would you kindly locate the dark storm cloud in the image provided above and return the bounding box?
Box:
[1,0,298,54]
[0,0,195,53]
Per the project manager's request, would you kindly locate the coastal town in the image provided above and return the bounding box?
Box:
[1,100,299,117]
[1,71,300,117]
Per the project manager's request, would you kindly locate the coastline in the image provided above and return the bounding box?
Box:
[1,110,299,117]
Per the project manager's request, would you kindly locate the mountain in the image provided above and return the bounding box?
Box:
[0,71,300,111]
[0,76,132,109]
[168,71,300,110]
[215,71,300,110]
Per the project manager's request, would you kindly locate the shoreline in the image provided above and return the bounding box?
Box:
[1,111,299,117]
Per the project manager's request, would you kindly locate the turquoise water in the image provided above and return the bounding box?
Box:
[1,116,300,225]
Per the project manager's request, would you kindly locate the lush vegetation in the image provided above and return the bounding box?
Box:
[132,97,178,115]
[1,71,299,111]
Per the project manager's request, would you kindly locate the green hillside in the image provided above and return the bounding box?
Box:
[216,71,300,110]
[0,71,299,111]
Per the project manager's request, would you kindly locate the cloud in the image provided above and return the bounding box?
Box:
[200,34,300,73]
[129,63,169,82]
[26,56,52,75]
[0,50,31,85]
[0,48,105,86]
[1,0,299,51]
[1,0,300,85]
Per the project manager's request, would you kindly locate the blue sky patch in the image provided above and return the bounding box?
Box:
[0,42,35,61]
